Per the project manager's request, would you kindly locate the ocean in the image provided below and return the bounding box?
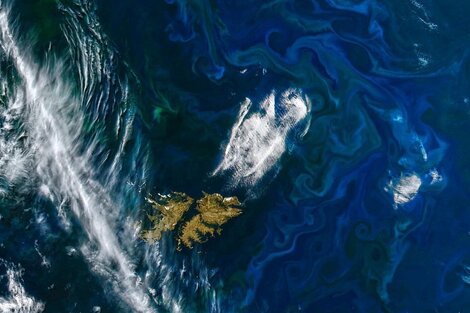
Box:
[0,0,469,312]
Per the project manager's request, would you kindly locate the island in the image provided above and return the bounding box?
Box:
[141,192,242,250]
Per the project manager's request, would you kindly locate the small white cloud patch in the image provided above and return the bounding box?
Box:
[463,266,470,285]
[0,262,45,313]
[387,173,422,206]
[213,89,309,187]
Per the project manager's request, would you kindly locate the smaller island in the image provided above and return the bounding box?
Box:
[141,192,194,242]
[141,192,242,250]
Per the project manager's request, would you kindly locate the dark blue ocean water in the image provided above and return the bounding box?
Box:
[0,0,469,312]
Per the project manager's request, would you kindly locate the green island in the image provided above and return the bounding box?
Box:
[141,192,242,250]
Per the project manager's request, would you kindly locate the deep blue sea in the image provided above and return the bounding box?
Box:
[0,0,469,312]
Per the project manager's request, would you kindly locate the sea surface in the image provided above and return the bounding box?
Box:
[0,0,469,312]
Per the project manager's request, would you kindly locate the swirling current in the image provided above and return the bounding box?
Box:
[0,0,469,312]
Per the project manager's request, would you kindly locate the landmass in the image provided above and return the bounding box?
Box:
[178,192,242,249]
[141,192,194,242]
[141,191,242,250]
